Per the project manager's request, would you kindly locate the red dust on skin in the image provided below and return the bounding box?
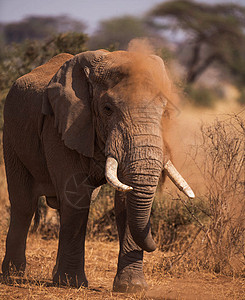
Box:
[108,38,177,139]
[127,38,178,106]
[96,38,175,108]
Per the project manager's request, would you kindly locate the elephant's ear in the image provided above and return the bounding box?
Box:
[42,50,108,158]
[150,55,172,104]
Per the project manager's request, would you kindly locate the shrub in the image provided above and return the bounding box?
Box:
[185,85,219,107]
[196,115,245,275]
[150,115,245,277]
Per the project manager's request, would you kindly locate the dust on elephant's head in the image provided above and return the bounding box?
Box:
[42,50,171,159]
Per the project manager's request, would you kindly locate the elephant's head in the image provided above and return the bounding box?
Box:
[43,50,194,252]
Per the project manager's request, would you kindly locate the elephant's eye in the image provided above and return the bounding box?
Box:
[104,104,113,116]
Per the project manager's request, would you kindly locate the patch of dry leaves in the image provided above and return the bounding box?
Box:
[0,234,244,299]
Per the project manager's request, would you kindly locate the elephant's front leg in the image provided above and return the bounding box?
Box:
[53,201,89,288]
[113,191,148,292]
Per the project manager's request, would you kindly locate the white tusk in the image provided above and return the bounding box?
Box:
[164,160,195,199]
[105,157,133,192]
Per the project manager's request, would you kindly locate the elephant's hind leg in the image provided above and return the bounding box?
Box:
[2,149,38,276]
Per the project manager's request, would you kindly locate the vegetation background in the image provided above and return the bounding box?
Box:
[0,1,244,298]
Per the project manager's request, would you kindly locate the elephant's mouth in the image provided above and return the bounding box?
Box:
[105,156,195,199]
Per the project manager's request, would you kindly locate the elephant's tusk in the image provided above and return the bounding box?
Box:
[105,157,133,192]
[164,160,195,199]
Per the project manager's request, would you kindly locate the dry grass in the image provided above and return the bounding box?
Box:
[0,235,245,299]
[187,115,245,276]
[0,177,245,299]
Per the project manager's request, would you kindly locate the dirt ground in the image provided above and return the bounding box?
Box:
[0,233,244,300]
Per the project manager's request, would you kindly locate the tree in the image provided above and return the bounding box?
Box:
[3,16,86,44]
[89,16,151,50]
[148,0,245,86]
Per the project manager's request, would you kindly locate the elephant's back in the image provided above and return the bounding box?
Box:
[16,53,74,92]
[4,53,74,123]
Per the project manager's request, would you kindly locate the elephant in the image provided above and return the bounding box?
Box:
[2,49,194,292]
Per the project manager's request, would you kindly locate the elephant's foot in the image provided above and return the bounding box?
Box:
[113,269,148,293]
[2,255,26,277]
[53,270,88,288]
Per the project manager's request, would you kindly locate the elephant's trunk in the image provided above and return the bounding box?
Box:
[104,155,195,252]
[105,120,195,252]
[124,153,163,252]
[126,187,156,251]
[106,129,164,252]
[105,157,156,252]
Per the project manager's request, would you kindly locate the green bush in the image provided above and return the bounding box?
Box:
[185,85,219,107]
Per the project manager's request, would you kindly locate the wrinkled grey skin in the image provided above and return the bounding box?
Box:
[2,50,171,292]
